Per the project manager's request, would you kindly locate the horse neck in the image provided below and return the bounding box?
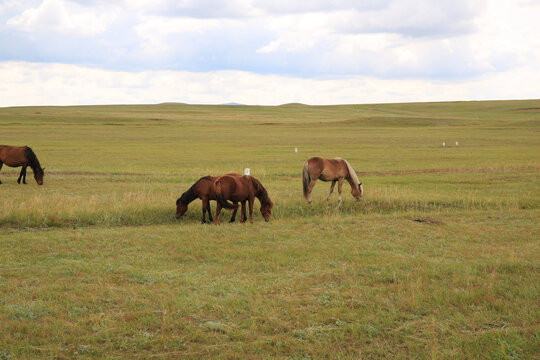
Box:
[342,160,359,187]
[27,151,42,173]
[345,174,357,187]
[256,186,271,206]
[180,186,198,206]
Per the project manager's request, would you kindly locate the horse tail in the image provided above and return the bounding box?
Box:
[343,159,360,186]
[302,161,310,200]
[214,178,235,209]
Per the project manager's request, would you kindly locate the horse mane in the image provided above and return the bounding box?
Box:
[342,159,360,186]
[25,146,43,174]
[179,176,211,205]
[251,177,271,206]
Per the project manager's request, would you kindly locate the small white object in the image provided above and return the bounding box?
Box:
[295,147,298,153]
[244,168,250,176]
[456,141,459,146]
[442,142,446,147]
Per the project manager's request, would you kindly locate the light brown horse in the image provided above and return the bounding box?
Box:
[302,157,362,203]
[214,175,273,225]
[175,173,243,223]
[0,145,45,185]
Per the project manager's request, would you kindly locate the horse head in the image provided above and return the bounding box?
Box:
[34,167,44,185]
[175,195,188,218]
[351,182,363,201]
[260,198,273,222]
[252,177,273,221]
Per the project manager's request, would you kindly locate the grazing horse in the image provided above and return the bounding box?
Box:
[214,175,273,225]
[0,145,45,185]
[302,157,362,203]
[175,173,243,223]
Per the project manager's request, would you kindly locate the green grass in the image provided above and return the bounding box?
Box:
[0,100,539,359]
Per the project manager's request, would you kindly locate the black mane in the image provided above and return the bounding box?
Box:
[25,146,43,174]
[179,176,212,206]
[252,177,272,206]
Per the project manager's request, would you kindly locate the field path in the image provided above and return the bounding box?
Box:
[1,166,538,178]
[280,166,540,178]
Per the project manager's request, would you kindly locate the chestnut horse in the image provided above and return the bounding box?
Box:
[175,173,243,223]
[214,175,273,225]
[0,145,45,185]
[302,157,362,203]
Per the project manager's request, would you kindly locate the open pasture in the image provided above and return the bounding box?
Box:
[0,100,539,359]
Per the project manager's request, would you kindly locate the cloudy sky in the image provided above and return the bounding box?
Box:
[0,0,539,106]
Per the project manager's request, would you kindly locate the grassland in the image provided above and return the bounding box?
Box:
[0,100,539,359]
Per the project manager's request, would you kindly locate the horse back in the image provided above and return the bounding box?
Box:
[195,176,217,199]
[308,157,347,181]
[0,145,29,167]
[215,175,237,197]
[216,174,254,201]
[306,157,324,175]
[197,173,241,200]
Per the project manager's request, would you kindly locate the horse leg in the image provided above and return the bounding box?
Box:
[248,196,255,224]
[327,180,336,201]
[229,202,239,223]
[17,166,26,184]
[307,179,317,204]
[22,166,27,184]
[337,178,344,202]
[240,201,247,223]
[208,202,214,222]
[201,196,209,223]
[0,162,3,184]
[214,203,222,225]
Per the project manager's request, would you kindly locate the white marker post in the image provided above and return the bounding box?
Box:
[295,147,298,153]
[442,142,446,147]
[456,142,459,146]
[244,168,250,176]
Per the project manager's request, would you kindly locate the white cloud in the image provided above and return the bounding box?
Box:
[0,1,538,105]
[6,0,116,35]
[1,61,538,108]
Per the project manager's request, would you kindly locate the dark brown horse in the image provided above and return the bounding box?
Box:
[176,173,243,223]
[0,145,45,185]
[214,175,273,225]
[302,157,362,203]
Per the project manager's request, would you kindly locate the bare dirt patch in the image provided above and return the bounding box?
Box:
[279,166,540,179]
[514,108,540,111]
[413,217,444,225]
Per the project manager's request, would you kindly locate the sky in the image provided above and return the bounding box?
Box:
[0,0,539,106]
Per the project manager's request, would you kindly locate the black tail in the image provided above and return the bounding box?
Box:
[214,179,235,209]
[302,161,310,199]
